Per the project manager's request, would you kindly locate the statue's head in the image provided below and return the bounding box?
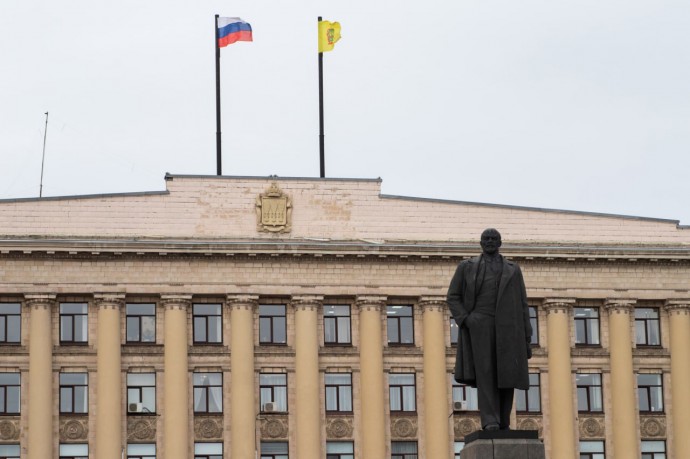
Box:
[480,228,502,255]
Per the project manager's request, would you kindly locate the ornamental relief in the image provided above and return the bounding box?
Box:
[454,416,481,439]
[390,417,418,439]
[256,183,292,233]
[516,416,543,437]
[59,418,88,442]
[127,417,156,442]
[326,417,354,439]
[260,416,289,439]
[194,416,224,440]
[640,416,666,438]
[579,416,605,439]
[0,419,20,441]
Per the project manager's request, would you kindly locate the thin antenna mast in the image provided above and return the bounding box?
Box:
[39,111,49,198]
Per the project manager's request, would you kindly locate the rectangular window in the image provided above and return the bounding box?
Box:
[0,445,20,459]
[454,442,464,459]
[579,440,605,459]
[326,441,354,459]
[529,306,539,345]
[259,305,287,345]
[641,440,666,459]
[638,374,664,413]
[325,373,352,413]
[127,373,156,414]
[126,303,156,343]
[193,304,222,344]
[127,443,156,459]
[635,308,661,346]
[387,305,414,345]
[516,373,541,413]
[452,379,478,411]
[389,374,416,413]
[450,319,459,345]
[59,373,88,414]
[194,442,223,459]
[193,373,223,414]
[391,441,418,459]
[576,373,603,413]
[60,303,88,344]
[260,442,288,459]
[260,374,287,412]
[0,304,21,344]
[0,373,20,415]
[574,307,600,346]
[324,305,351,345]
[59,444,88,459]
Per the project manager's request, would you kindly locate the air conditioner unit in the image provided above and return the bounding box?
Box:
[263,402,278,413]
[128,403,144,413]
[453,401,468,411]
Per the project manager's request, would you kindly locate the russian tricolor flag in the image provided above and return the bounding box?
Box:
[217,17,253,47]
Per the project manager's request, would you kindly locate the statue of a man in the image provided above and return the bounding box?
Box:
[447,228,532,431]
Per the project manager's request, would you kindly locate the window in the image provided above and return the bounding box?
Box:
[194,373,223,414]
[327,442,354,459]
[126,303,156,343]
[59,444,88,459]
[194,442,223,459]
[127,443,155,459]
[0,304,20,344]
[638,374,664,413]
[579,441,604,459]
[259,305,287,345]
[0,373,20,415]
[529,306,539,345]
[576,373,603,413]
[574,308,600,346]
[324,305,351,345]
[0,444,20,459]
[516,373,541,413]
[450,319,459,345]
[60,373,88,414]
[387,305,414,345]
[454,442,464,459]
[389,374,416,413]
[391,441,417,459]
[260,442,288,459]
[260,374,287,412]
[60,303,88,344]
[127,373,156,414]
[635,308,661,346]
[325,373,352,413]
[452,379,478,411]
[193,304,222,344]
[641,441,666,459]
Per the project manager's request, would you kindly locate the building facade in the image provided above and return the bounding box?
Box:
[0,175,689,459]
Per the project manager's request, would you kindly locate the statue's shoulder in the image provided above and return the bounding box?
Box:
[458,256,480,268]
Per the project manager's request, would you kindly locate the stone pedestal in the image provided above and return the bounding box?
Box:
[461,431,545,459]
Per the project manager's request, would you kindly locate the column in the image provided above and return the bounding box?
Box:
[665,300,690,459]
[605,299,639,458]
[356,296,387,459]
[228,295,259,459]
[95,294,125,459]
[26,294,56,459]
[162,295,191,459]
[292,295,323,459]
[420,297,451,459]
[543,298,576,459]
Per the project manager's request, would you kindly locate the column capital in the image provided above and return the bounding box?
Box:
[418,296,447,313]
[355,295,387,312]
[290,295,323,311]
[604,298,636,315]
[24,294,57,310]
[160,294,192,311]
[227,294,259,310]
[664,299,690,315]
[542,298,576,314]
[94,293,125,310]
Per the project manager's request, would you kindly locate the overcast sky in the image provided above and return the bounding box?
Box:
[2,0,689,225]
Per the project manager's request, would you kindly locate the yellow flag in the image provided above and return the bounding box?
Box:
[318,20,341,53]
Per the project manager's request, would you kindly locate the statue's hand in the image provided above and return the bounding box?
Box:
[526,343,533,359]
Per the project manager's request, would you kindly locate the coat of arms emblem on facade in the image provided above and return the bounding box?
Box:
[256,182,292,233]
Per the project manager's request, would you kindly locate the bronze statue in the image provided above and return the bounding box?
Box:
[447,228,532,430]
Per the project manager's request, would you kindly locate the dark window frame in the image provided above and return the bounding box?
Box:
[387,305,415,346]
[260,373,288,413]
[259,441,289,459]
[0,373,20,415]
[0,443,20,459]
[391,441,418,459]
[59,373,88,414]
[193,304,223,345]
[389,373,416,414]
[574,307,600,347]
[452,380,478,412]
[516,373,541,414]
[0,304,21,345]
[194,442,223,459]
[325,373,353,413]
[126,303,157,344]
[529,306,539,346]
[326,441,354,459]
[635,308,661,347]
[641,440,666,459]
[127,373,156,415]
[579,440,605,459]
[323,305,352,346]
[638,373,664,414]
[576,374,603,413]
[259,304,287,346]
[193,373,223,414]
[59,303,88,345]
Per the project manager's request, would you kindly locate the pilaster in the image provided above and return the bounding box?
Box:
[664,299,690,459]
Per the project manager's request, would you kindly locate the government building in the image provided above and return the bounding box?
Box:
[0,174,688,459]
